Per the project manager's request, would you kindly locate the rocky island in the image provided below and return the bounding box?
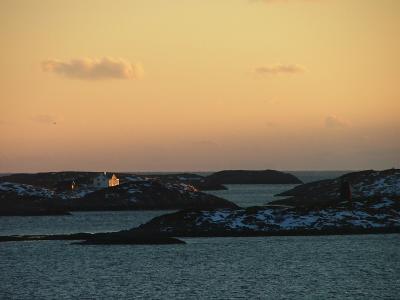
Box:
[136,195,399,237]
[134,169,399,237]
[273,169,399,205]
[69,180,238,211]
[203,170,303,185]
[144,170,303,189]
[0,182,70,216]
[0,172,238,215]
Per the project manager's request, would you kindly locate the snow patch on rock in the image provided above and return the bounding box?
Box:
[0,182,54,198]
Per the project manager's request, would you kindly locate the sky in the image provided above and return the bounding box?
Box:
[0,0,399,172]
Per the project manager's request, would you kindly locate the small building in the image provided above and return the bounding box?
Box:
[93,172,120,188]
[109,174,119,187]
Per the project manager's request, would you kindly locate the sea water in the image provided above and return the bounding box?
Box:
[0,171,399,299]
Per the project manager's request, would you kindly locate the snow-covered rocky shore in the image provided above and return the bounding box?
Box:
[137,169,400,236]
[137,196,399,236]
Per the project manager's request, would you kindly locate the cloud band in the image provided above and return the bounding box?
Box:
[42,57,143,80]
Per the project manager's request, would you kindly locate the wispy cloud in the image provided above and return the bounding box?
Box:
[254,64,305,75]
[42,57,143,80]
[325,115,350,129]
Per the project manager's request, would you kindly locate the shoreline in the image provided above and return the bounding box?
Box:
[1,226,399,244]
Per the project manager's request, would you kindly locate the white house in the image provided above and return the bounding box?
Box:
[92,172,120,188]
[109,174,120,187]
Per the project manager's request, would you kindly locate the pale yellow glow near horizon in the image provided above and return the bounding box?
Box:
[0,0,399,172]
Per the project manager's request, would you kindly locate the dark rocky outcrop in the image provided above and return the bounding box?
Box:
[0,233,91,242]
[0,232,185,245]
[68,181,238,211]
[135,196,400,237]
[0,172,100,189]
[75,234,185,245]
[272,169,400,207]
[0,184,70,216]
[0,207,70,216]
[204,170,302,185]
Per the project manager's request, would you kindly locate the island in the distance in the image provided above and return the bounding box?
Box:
[203,169,303,185]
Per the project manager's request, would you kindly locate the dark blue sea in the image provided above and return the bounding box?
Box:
[1,171,399,299]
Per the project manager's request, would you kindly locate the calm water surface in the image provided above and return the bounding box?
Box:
[1,235,399,299]
[205,184,297,207]
[0,210,172,236]
[204,170,349,207]
[1,171,399,299]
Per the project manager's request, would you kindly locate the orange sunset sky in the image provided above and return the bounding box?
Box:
[0,0,399,172]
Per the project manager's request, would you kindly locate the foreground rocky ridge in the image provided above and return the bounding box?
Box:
[137,196,400,236]
[135,169,400,236]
